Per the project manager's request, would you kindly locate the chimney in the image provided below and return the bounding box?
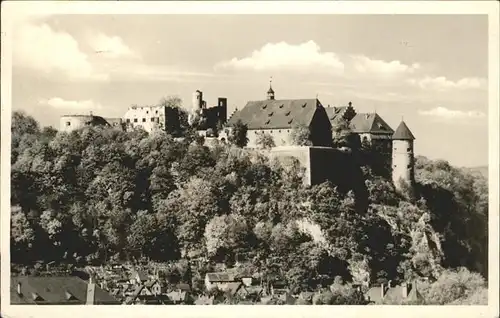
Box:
[17,282,22,295]
[86,276,96,305]
[380,283,385,299]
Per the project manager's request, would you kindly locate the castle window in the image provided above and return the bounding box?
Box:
[394,147,397,151]
[146,111,149,114]
[393,165,397,168]
[142,118,146,122]
[151,118,155,122]
[134,118,138,123]
[66,121,71,126]
[126,119,130,123]
[279,130,281,133]
[270,130,273,133]
[156,110,158,114]
[407,148,411,152]
[287,130,290,133]
[407,164,411,168]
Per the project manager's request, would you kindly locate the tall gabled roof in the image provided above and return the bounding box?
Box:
[227,99,324,130]
[392,121,415,140]
[349,113,394,135]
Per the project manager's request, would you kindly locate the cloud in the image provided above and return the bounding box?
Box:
[350,55,420,76]
[215,40,344,74]
[39,97,103,110]
[14,22,108,81]
[418,106,486,120]
[408,76,485,91]
[87,32,139,59]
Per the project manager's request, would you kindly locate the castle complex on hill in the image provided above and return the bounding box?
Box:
[59,82,415,189]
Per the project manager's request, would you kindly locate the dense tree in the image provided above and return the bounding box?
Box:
[228,119,248,148]
[290,124,313,146]
[9,111,488,305]
[256,132,276,149]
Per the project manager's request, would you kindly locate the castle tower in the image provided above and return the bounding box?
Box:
[391,120,415,190]
[267,78,275,100]
[192,90,203,110]
[189,90,203,126]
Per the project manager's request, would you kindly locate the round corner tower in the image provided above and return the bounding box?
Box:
[391,120,416,190]
[192,90,203,110]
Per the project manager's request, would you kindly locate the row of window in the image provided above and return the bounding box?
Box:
[254,129,291,134]
[126,117,160,123]
[131,107,160,114]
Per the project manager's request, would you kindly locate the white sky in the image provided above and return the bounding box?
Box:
[9,13,489,167]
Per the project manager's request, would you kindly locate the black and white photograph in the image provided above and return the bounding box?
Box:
[1,1,499,317]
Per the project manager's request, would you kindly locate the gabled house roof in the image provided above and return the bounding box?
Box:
[349,113,394,135]
[366,283,423,304]
[324,106,350,126]
[227,99,327,130]
[11,276,120,305]
[225,282,245,296]
[392,121,415,140]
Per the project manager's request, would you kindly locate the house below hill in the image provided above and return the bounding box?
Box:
[11,276,120,305]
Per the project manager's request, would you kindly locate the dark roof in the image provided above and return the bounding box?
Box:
[227,99,323,130]
[392,121,415,140]
[11,276,120,305]
[268,86,275,94]
[349,113,394,134]
[131,285,146,298]
[206,272,236,282]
